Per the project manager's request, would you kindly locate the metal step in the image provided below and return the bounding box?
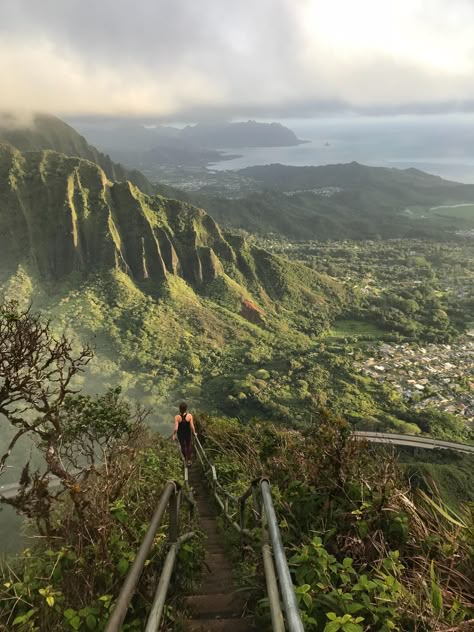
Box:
[182,617,255,631]
[184,592,250,617]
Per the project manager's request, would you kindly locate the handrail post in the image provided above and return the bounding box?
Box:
[169,488,180,543]
[239,496,247,555]
[262,542,286,632]
[144,532,195,632]
[252,484,261,526]
[260,491,285,632]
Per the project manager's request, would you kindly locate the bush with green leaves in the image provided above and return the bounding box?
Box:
[0,436,201,631]
[199,414,474,631]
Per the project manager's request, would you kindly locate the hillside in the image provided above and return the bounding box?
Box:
[238,162,474,201]
[70,119,304,170]
[2,142,471,438]
[1,403,473,631]
[0,113,154,194]
[191,162,474,240]
[0,144,342,303]
[0,143,347,429]
[179,120,305,147]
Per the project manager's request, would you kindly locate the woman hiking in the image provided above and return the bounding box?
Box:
[172,402,197,466]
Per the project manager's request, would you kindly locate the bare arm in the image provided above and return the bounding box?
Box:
[190,415,197,436]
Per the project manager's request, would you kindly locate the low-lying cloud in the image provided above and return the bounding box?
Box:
[1,0,474,120]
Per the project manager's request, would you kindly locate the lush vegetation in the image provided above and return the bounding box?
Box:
[0,305,200,631]
[198,414,474,631]
[0,113,153,194]
[2,237,472,447]
[0,429,196,631]
[1,116,473,631]
[182,163,474,241]
[264,238,474,342]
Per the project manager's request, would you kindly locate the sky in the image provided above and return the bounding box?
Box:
[1,0,474,121]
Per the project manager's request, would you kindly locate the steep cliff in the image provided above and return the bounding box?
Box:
[0,113,154,194]
[0,144,345,322]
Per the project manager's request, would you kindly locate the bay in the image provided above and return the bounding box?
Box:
[210,114,474,183]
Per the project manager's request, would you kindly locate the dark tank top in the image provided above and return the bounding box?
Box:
[177,412,191,441]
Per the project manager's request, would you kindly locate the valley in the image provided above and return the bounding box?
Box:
[0,115,474,629]
[3,3,474,628]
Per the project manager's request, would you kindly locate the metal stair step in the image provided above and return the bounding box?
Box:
[182,617,255,631]
[193,580,236,594]
[184,592,250,617]
[182,464,256,629]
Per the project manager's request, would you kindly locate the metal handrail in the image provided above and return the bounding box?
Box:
[194,436,248,534]
[194,435,305,632]
[145,531,196,632]
[105,466,195,632]
[261,480,305,632]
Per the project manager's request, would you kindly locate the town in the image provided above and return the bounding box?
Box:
[357,336,474,424]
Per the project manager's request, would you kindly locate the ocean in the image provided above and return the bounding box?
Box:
[209,114,474,183]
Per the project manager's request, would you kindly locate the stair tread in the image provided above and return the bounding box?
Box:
[199,574,235,585]
[182,617,255,632]
[183,465,255,628]
[185,592,250,616]
[194,584,236,594]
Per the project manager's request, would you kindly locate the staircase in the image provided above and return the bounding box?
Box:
[104,438,303,631]
[182,464,256,632]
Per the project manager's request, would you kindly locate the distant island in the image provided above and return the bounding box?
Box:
[179,120,306,148]
[68,118,306,169]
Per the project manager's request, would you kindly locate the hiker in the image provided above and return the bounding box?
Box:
[172,402,197,466]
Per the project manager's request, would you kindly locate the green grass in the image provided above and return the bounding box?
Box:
[398,450,474,509]
[430,203,474,219]
[327,319,386,339]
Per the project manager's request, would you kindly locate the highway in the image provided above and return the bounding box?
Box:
[0,476,64,500]
[1,433,473,500]
[354,431,474,455]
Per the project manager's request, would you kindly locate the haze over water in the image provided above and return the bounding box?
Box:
[210,114,474,183]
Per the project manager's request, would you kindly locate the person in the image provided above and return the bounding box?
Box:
[172,402,197,466]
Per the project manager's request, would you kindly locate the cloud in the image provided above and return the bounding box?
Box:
[0,111,36,130]
[1,0,474,119]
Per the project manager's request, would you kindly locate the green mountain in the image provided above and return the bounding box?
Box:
[239,161,472,190]
[0,143,343,302]
[0,143,347,428]
[0,113,154,195]
[190,162,474,240]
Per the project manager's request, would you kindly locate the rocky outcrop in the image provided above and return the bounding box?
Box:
[0,145,234,292]
[0,144,346,325]
[241,299,265,324]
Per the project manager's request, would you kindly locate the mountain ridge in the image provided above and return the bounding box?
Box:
[0,143,345,324]
[179,120,306,148]
[185,161,474,240]
[0,113,154,194]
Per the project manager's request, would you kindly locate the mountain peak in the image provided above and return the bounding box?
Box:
[0,112,154,195]
[0,144,345,333]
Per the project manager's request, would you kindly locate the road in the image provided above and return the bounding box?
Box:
[0,476,64,500]
[1,433,473,499]
[354,431,474,455]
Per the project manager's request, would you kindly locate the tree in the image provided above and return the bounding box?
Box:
[0,301,93,479]
[0,302,146,534]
